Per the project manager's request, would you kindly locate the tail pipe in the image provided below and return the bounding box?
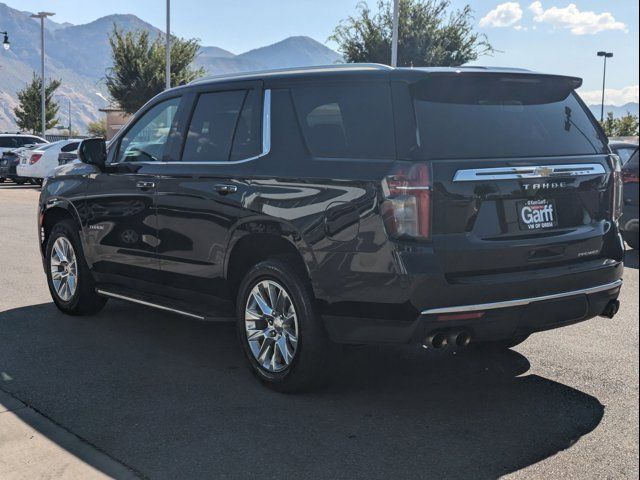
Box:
[424,330,471,349]
[601,300,620,319]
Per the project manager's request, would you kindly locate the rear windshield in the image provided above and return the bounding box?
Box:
[411,75,607,160]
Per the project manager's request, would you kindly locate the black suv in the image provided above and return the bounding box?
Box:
[39,65,624,391]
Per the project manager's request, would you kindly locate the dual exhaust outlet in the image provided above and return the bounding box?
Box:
[424,330,472,349]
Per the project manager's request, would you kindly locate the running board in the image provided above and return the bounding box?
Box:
[96,289,206,320]
[421,280,623,315]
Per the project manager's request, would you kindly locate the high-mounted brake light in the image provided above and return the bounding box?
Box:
[381,162,432,241]
[29,153,42,165]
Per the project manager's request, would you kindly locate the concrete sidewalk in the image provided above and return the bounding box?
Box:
[0,389,138,480]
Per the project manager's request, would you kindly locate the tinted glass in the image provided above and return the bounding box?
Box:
[116,97,180,163]
[0,137,42,148]
[230,89,261,160]
[411,75,606,160]
[292,83,395,158]
[61,142,80,152]
[183,90,256,162]
[614,147,636,164]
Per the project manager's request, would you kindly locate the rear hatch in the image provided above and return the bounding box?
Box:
[408,72,616,278]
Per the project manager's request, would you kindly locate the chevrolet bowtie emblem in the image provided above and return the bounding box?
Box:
[535,166,554,177]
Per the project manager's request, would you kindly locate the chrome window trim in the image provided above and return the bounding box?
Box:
[421,279,622,315]
[109,89,271,167]
[453,163,606,182]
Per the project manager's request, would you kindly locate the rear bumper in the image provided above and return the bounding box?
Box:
[322,273,623,345]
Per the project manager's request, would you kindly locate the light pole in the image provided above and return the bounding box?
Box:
[56,94,72,138]
[597,51,613,122]
[31,12,55,138]
[1,30,10,50]
[391,0,399,67]
[165,0,171,90]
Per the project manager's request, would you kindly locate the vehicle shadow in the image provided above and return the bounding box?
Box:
[624,248,639,269]
[0,301,604,480]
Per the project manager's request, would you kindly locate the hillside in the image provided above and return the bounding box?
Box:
[588,103,639,119]
[0,2,342,132]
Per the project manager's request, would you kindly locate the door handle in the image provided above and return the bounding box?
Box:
[213,184,237,194]
[136,181,156,190]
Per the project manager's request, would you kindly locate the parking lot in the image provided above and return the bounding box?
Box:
[0,183,638,479]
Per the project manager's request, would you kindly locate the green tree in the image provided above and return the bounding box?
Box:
[330,0,493,67]
[614,113,639,137]
[105,26,204,114]
[87,118,108,137]
[600,112,640,137]
[13,74,60,134]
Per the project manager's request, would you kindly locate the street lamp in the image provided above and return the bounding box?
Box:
[55,94,72,138]
[597,51,613,122]
[1,31,9,50]
[391,0,399,67]
[30,12,55,138]
[166,0,171,90]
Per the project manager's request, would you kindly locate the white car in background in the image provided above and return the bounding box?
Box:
[16,139,82,185]
[0,133,47,155]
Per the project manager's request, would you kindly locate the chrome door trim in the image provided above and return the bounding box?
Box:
[96,289,205,320]
[453,163,606,182]
[421,279,622,315]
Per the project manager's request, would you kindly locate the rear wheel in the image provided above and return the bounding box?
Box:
[236,258,331,392]
[45,220,107,315]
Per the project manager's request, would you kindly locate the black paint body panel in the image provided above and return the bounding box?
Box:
[39,67,624,344]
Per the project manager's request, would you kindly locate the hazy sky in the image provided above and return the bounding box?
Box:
[8,0,639,104]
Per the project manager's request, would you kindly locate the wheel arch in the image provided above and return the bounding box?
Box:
[224,219,318,301]
[40,201,83,256]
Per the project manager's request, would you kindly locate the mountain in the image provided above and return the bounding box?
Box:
[589,103,639,119]
[0,2,342,133]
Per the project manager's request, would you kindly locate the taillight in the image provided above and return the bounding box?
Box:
[381,162,432,241]
[610,155,623,222]
[622,169,639,184]
[29,153,42,165]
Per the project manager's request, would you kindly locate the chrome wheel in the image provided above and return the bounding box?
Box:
[245,280,299,373]
[50,237,78,302]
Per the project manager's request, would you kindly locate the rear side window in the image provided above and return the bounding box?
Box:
[61,142,80,152]
[0,137,42,148]
[411,75,607,160]
[292,82,395,158]
[182,89,261,162]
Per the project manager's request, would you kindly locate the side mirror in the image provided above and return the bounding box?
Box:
[78,137,107,169]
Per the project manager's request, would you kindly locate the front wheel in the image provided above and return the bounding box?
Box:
[236,258,332,392]
[45,220,107,315]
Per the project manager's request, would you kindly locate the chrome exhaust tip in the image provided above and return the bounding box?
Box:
[424,332,448,349]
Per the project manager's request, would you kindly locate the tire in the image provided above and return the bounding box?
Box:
[0,177,5,183]
[236,257,332,392]
[45,219,107,315]
[625,231,639,250]
[12,178,27,185]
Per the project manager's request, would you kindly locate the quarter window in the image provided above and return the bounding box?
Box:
[182,89,261,162]
[115,97,180,163]
[292,83,396,159]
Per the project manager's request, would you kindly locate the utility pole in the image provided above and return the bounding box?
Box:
[166,0,171,90]
[391,0,399,67]
[597,51,613,122]
[31,12,55,138]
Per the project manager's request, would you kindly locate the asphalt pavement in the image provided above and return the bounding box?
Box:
[0,183,638,479]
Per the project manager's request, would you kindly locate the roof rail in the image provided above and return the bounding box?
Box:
[188,63,393,85]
